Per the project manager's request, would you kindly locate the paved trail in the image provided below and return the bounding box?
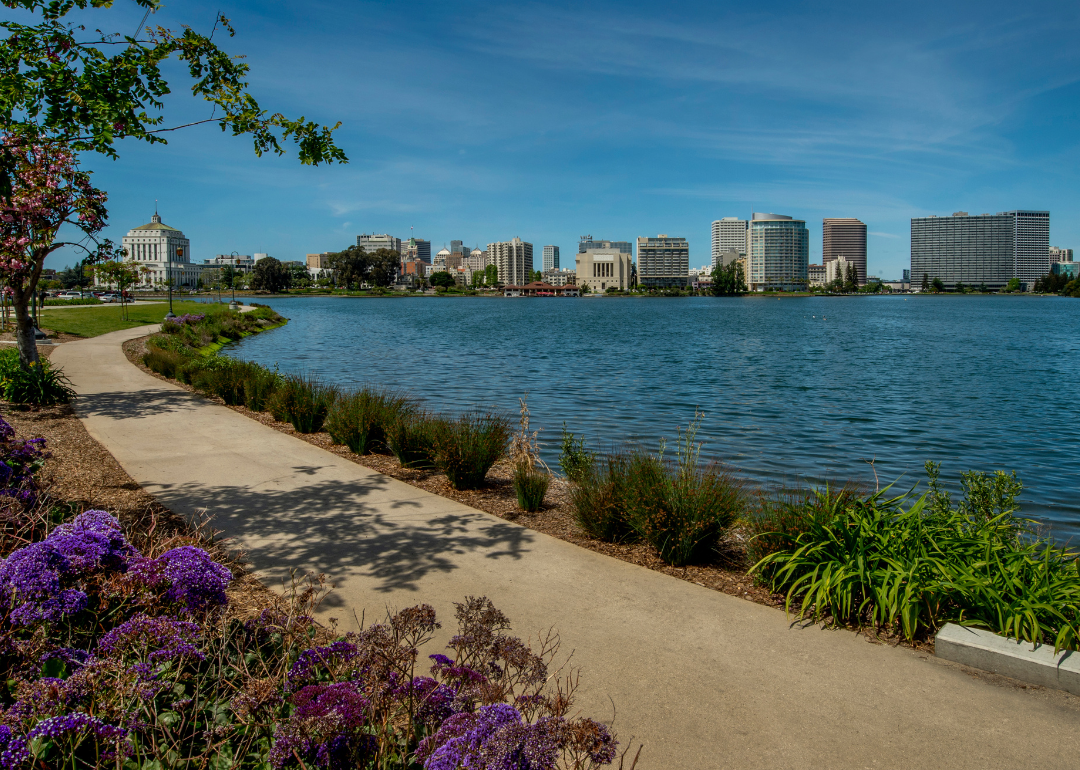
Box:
[52,326,1080,769]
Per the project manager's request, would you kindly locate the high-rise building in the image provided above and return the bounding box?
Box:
[903,268,911,282]
[637,235,689,289]
[450,240,467,255]
[747,213,809,291]
[488,237,533,286]
[543,245,560,271]
[1050,246,1073,263]
[578,236,633,254]
[822,218,867,285]
[122,211,200,288]
[401,238,431,264]
[576,247,633,293]
[357,233,401,254]
[909,211,1049,291]
[711,217,748,268]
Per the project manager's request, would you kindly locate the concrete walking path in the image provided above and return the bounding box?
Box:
[52,327,1080,769]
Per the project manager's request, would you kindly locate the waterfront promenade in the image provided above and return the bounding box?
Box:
[52,327,1080,769]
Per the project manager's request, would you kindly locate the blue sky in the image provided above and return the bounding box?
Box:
[42,0,1080,278]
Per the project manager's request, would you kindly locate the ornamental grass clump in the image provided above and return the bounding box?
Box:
[510,395,550,512]
[242,362,282,412]
[386,411,442,469]
[570,454,636,542]
[269,373,338,433]
[434,410,512,490]
[326,387,413,454]
[751,462,1080,651]
[743,483,858,567]
[0,348,76,406]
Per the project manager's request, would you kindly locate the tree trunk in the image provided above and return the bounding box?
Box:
[11,287,38,367]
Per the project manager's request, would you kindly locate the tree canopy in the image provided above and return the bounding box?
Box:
[251,256,289,293]
[710,260,747,296]
[0,0,346,197]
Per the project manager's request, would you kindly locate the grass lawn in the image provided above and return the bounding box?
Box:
[39,301,223,338]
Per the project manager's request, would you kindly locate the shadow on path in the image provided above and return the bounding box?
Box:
[148,474,534,605]
[78,389,204,421]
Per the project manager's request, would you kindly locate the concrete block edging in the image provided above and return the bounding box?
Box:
[935,622,1080,695]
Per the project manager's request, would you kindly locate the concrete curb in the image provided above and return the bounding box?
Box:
[935,622,1080,694]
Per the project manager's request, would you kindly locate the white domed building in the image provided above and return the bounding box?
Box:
[432,247,451,271]
[121,211,201,289]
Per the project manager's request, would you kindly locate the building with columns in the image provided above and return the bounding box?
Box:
[121,211,200,288]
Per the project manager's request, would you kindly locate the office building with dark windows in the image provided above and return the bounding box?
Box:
[909,211,1049,291]
[822,218,867,285]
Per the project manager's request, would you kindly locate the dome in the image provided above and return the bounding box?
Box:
[471,248,483,256]
[436,247,452,256]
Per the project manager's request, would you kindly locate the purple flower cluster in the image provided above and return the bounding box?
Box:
[0,510,138,625]
[406,676,458,728]
[417,703,562,770]
[171,313,205,326]
[269,683,373,770]
[127,546,232,614]
[287,640,359,690]
[0,416,46,504]
[97,613,204,664]
[0,541,86,625]
[49,510,133,573]
[0,712,129,767]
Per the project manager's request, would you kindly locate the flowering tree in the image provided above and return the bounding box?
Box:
[0,137,108,365]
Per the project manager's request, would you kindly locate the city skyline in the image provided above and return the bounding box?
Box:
[41,0,1080,280]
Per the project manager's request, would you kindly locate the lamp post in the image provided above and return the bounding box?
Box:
[229,251,240,310]
[165,246,179,319]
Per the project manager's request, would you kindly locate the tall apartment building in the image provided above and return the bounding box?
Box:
[578,236,633,254]
[357,233,401,254]
[822,218,867,285]
[576,246,633,293]
[910,211,1050,291]
[825,256,856,285]
[711,217,748,268]
[637,235,689,288]
[401,238,431,264]
[808,264,825,287]
[488,237,533,286]
[1050,246,1074,262]
[543,245,560,271]
[747,213,809,291]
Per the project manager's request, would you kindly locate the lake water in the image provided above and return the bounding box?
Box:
[230,294,1080,539]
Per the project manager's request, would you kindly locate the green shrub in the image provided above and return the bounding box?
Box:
[268,374,338,433]
[559,423,594,483]
[623,451,746,566]
[744,483,857,568]
[386,411,441,469]
[433,411,511,490]
[142,345,189,380]
[242,364,281,412]
[513,462,550,512]
[570,455,636,542]
[751,466,1080,650]
[0,349,76,406]
[191,359,249,406]
[325,388,412,454]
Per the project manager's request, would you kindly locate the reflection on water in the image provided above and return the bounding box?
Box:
[231,295,1080,538]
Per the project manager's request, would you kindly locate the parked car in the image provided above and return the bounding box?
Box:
[99,294,119,303]
[56,292,82,300]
